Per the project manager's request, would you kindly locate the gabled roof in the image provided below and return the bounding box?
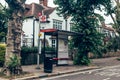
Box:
[24,3,56,19]
[43,8,56,18]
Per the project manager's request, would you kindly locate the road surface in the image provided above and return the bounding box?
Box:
[39,65,120,80]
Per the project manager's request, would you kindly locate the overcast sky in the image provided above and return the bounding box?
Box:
[0,0,113,24]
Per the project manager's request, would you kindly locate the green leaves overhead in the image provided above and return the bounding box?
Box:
[0,4,8,42]
[54,0,112,65]
[54,0,112,16]
[5,0,26,9]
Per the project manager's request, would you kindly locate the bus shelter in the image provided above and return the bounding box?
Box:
[40,29,81,66]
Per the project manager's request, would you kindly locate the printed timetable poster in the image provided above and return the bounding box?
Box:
[57,35,69,65]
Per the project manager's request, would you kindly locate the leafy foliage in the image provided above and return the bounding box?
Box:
[0,44,5,67]
[71,16,104,65]
[7,55,20,68]
[105,36,120,52]
[21,46,39,65]
[21,46,38,54]
[41,46,56,54]
[54,0,112,65]
[5,0,26,10]
[0,4,8,42]
[7,54,21,75]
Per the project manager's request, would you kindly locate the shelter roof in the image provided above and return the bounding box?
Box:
[40,29,82,36]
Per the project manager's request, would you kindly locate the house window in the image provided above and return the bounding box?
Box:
[70,22,74,31]
[53,19,62,30]
[52,39,56,48]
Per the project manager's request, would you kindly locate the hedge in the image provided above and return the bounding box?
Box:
[21,46,55,65]
[0,44,6,67]
[0,45,56,66]
[21,46,39,65]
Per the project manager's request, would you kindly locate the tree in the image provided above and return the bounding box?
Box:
[100,0,120,34]
[54,0,112,65]
[1,0,26,76]
[0,3,8,42]
[114,0,120,33]
[100,0,120,52]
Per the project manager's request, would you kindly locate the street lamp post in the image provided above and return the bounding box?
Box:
[36,12,42,69]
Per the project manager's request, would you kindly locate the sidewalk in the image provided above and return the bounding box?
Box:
[20,64,98,80]
[1,57,120,80]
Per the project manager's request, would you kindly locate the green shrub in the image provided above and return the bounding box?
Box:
[7,54,20,75]
[21,46,38,65]
[21,46,38,54]
[0,44,5,67]
[41,46,56,54]
[73,51,91,66]
[21,46,56,65]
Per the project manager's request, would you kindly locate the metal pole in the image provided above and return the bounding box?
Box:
[36,15,41,69]
[65,19,67,31]
[56,32,58,66]
[33,17,35,47]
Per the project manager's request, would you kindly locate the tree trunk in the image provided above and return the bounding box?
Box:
[115,1,120,32]
[1,0,25,76]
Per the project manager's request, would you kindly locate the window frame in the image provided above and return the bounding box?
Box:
[53,19,62,30]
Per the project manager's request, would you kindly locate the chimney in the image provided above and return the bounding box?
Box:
[39,0,48,7]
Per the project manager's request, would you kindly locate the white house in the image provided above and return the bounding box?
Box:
[22,0,74,65]
[22,0,72,47]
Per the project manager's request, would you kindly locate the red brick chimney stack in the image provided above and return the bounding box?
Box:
[39,0,48,7]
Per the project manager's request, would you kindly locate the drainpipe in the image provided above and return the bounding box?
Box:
[65,19,67,31]
[33,17,36,47]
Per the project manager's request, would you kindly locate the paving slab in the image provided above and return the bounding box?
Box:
[0,57,120,80]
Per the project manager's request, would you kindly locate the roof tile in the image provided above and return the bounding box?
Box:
[24,3,55,19]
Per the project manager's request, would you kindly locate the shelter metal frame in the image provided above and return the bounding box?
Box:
[40,29,82,65]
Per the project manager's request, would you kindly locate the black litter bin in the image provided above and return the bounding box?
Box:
[44,57,53,73]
